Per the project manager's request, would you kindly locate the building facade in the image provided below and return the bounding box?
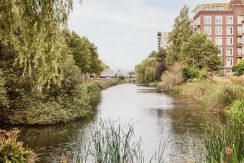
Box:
[157,32,169,50]
[192,0,244,73]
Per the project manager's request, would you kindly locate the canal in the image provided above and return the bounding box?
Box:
[17,84,215,162]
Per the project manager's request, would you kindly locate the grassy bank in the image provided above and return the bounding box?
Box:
[0,79,123,126]
[158,69,244,162]
[171,81,244,112]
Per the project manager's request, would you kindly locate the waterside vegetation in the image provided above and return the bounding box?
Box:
[135,5,244,163]
[0,1,121,125]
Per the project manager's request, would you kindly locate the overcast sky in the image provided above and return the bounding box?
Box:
[68,0,229,71]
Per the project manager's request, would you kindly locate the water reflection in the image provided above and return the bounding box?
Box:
[4,84,223,162]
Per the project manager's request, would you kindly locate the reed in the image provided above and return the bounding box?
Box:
[67,120,170,163]
[203,119,244,163]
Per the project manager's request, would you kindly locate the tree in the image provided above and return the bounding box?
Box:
[88,43,103,75]
[166,5,192,65]
[233,60,244,76]
[64,30,103,76]
[154,49,167,80]
[180,33,221,72]
[64,31,91,73]
[0,0,74,90]
[135,57,157,84]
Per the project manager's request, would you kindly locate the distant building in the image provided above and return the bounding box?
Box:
[157,32,169,50]
[192,0,244,73]
[100,69,114,78]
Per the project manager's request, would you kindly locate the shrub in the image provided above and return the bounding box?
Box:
[182,66,208,80]
[159,63,184,90]
[218,85,244,107]
[230,75,244,85]
[233,60,244,76]
[0,129,36,162]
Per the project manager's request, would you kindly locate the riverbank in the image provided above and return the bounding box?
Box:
[158,78,244,162]
[0,78,123,126]
[159,79,244,114]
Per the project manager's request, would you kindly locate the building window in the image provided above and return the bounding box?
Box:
[226,37,233,45]
[226,48,233,56]
[238,16,243,24]
[226,26,233,35]
[204,26,212,35]
[226,16,233,24]
[215,37,222,45]
[215,16,222,24]
[226,58,233,66]
[215,26,222,35]
[204,16,212,25]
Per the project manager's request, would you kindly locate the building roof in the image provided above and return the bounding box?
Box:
[230,0,244,5]
[193,3,230,13]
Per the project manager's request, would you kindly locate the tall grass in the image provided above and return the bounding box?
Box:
[204,119,244,163]
[172,81,244,111]
[67,120,170,163]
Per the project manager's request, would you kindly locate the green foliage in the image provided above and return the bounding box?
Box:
[0,0,75,90]
[204,120,244,163]
[227,100,244,121]
[135,57,157,84]
[166,5,192,65]
[180,33,221,72]
[64,30,103,75]
[136,49,167,84]
[0,129,36,162]
[218,85,244,107]
[233,60,244,76]
[182,66,208,80]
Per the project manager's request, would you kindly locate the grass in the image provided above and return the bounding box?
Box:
[204,119,244,163]
[65,120,171,163]
[171,81,244,111]
[0,129,36,163]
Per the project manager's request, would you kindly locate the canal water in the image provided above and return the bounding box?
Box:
[17,84,216,162]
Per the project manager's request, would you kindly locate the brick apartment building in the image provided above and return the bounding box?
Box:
[192,0,244,73]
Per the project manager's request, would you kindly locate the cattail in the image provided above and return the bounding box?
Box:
[225,146,233,160]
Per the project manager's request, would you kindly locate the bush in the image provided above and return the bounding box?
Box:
[218,85,244,107]
[0,129,36,162]
[230,75,244,85]
[159,63,184,90]
[233,60,244,76]
[182,66,208,80]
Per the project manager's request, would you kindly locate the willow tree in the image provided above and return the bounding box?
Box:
[0,0,74,91]
[135,57,157,84]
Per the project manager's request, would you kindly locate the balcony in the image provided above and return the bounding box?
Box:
[237,30,242,36]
